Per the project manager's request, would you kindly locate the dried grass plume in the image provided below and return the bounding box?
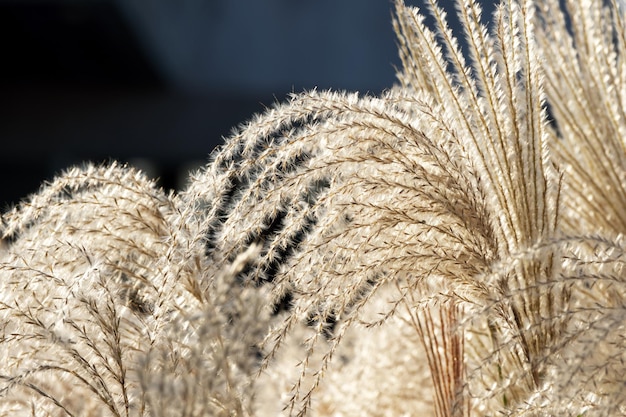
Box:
[2,0,626,415]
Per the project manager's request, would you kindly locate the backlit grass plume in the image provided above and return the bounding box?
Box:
[1,0,626,415]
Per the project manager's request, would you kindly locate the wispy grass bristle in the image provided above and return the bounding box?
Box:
[2,0,626,415]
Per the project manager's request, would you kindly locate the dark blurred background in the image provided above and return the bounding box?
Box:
[0,0,496,210]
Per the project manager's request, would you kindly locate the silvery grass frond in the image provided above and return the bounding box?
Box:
[0,163,174,416]
[536,0,626,235]
[2,0,626,416]
[183,0,564,415]
[138,243,271,417]
[0,164,271,416]
[529,2,626,411]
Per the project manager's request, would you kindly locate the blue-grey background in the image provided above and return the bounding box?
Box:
[0,0,496,209]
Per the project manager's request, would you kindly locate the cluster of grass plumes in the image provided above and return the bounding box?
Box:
[2,0,626,415]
